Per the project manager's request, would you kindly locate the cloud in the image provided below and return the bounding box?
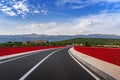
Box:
[3,11,16,16]
[56,0,89,9]
[77,13,120,34]
[57,0,120,4]
[17,13,120,35]
[18,22,57,29]
[1,6,16,16]
[99,0,120,3]
[33,10,40,14]
[12,1,29,12]
[0,3,3,6]
[41,9,48,15]
[0,0,28,17]
[0,0,48,18]
[56,0,120,9]
[57,0,82,4]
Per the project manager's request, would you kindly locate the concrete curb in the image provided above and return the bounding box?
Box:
[69,48,117,80]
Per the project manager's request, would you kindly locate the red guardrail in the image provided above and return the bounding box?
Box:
[0,46,62,56]
[74,46,120,66]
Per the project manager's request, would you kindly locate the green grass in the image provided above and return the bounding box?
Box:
[55,38,120,46]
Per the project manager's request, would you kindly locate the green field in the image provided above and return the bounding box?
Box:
[54,38,120,47]
[1,38,120,47]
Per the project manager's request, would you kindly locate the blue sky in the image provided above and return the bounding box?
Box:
[0,0,120,35]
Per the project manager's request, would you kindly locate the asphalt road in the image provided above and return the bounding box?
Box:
[0,47,96,80]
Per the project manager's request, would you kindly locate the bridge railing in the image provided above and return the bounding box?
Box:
[0,46,62,56]
[74,46,120,66]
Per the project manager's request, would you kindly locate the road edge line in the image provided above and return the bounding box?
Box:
[0,48,63,64]
[68,49,100,80]
[69,48,116,80]
[19,49,62,80]
[0,47,63,60]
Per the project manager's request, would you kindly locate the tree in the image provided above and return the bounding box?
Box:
[13,42,23,47]
[84,42,91,46]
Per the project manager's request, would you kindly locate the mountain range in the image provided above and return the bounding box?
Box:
[0,33,120,43]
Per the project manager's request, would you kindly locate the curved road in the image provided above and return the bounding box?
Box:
[0,47,96,80]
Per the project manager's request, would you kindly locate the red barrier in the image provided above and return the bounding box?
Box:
[74,46,120,66]
[0,46,63,56]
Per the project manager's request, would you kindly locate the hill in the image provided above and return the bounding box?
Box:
[56,38,120,47]
[0,33,120,43]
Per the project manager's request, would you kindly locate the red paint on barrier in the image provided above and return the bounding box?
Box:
[74,46,120,66]
[0,46,63,56]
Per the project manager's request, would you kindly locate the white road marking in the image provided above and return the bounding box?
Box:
[0,52,38,64]
[0,48,60,64]
[68,50,100,80]
[0,48,62,60]
[19,49,61,80]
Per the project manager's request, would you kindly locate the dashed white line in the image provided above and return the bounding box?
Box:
[19,49,61,80]
[68,50,100,80]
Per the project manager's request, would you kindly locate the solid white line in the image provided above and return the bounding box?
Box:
[19,49,61,80]
[0,48,61,64]
[0,52,39,64]
[68,50,100,80]
[0,48,61,60]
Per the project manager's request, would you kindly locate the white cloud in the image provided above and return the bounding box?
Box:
[18,22,57,29]
[56,0,120,9]
[13,1,29,12]
[41,9,48,15]
[12,0,29,18]
[1,12,120,35]
[96,0,120,3]
[58,0,120,4]
[70,5,88,9]
[1,6,16,16]
[76,13,120,34]
[34,10,40,14]
[0,0,47,18]
[56,0,88,9]
[1,6,12,11]
[57,0,82,4]
[0,0,28,17]
[0,3,3,6]
[17,13,120,35]
[4,11,16,16]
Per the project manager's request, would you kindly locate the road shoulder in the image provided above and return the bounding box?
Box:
[69,47,120,80]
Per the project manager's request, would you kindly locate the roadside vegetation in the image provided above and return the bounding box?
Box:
[54,38,120,47]
[0,38,120,48]
[0,41,48,47]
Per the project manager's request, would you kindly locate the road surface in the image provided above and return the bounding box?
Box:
[0,47,97,80]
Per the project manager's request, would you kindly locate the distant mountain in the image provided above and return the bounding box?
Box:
[0,33,76,43]
[76,34,120,39]
[0,33,120,43]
